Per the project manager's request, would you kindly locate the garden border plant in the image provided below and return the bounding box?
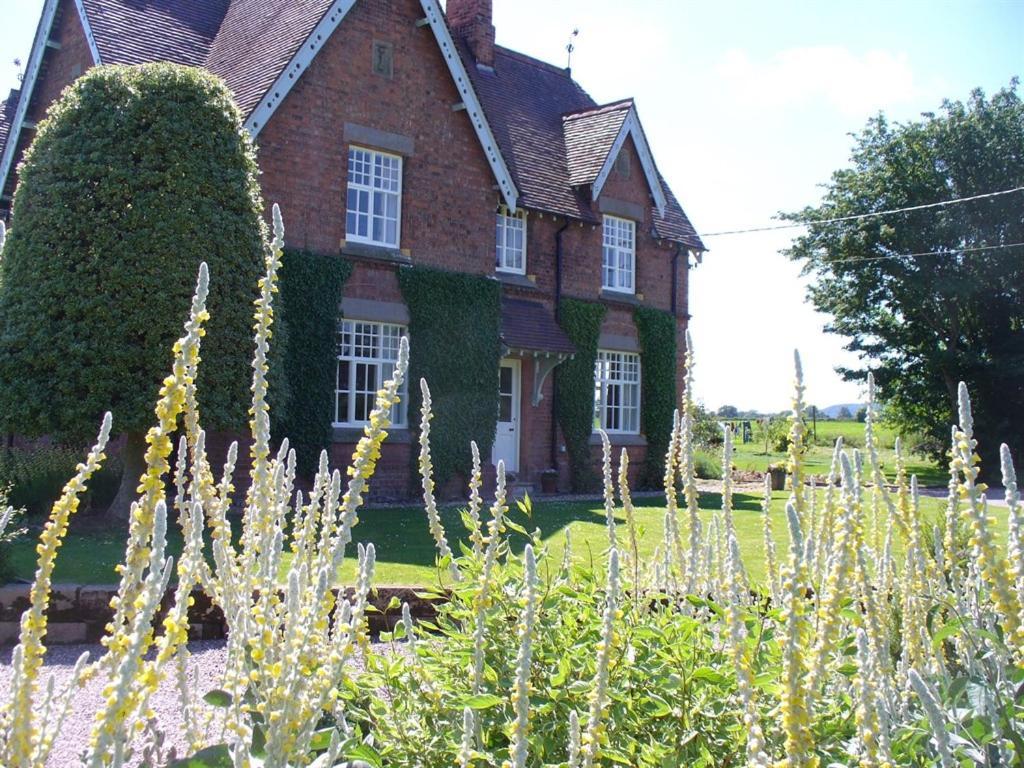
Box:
[0,207,1022,768]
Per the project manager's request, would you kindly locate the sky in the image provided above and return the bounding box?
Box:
[1,0,1022,412]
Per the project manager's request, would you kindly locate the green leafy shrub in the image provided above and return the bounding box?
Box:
[693,449,722,479]
[0,495,24,584]
[634,306,677,488]
[554,298,606,491]
[273,250,353,474]
[0,446,121,518]
[398,265,502,488]
[0,63,267,519]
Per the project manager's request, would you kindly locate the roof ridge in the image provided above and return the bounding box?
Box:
[562,98,634,121]
[492,44,572,76]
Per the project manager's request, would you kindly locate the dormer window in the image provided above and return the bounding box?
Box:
[346,146,402,248]
[496,208,527,274]
[602,215,635,293]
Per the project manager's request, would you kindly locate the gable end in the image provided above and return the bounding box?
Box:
[0,0,101,202]
[592,109,667,217]
[244,0,358,135]
[418,0,518,210]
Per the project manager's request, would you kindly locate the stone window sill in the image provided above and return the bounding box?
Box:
[340,241,413,266]
[493,271,540,291]
[599,289,641,307]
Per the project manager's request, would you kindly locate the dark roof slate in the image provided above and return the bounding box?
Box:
[205,0,338,118]
[461,43,597,221]
[562,99,631,186]
[11,2,706,248]
[81,0,230,67]
[501,298,577,356]
[0,90,18,165]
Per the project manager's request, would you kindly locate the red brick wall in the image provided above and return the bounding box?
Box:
[256,0,498,273]
[2,0,93,206]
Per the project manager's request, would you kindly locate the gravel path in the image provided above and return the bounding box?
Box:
[0,641,231,766]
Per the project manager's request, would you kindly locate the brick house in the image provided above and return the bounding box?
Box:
[0,0,705,498]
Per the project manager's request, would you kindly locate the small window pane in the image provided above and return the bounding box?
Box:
[346,147,402,247]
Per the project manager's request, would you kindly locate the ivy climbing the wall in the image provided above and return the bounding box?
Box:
[554,298,606,492]
[634,306,678,488]
[398,265,502,489]
[274,249,352,475]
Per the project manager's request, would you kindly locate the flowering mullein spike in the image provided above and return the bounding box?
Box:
[467,441,485,555]
[418,379,459,581]
[0,219,6,253]
[581,548,620,768]
[567,710,582,768]
[506,544,539,768]
[599,430,617,550]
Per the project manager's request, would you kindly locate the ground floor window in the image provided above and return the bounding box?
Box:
[593,350,641,433]
[335,320,408,427]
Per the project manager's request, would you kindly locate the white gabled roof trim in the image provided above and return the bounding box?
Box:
[244,0,358,136]
[0,0,103,202]
[73,0,103,66]
[592,108,667,217]
[418,0,518,211]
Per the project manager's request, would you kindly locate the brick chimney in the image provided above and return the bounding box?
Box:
[446,0,495,68]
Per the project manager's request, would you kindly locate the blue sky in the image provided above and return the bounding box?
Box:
[1,0,1021,411]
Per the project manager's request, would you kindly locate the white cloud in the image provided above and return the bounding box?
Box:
[717,46,918,117]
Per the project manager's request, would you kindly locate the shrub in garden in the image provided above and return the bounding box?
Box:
[0,63,267,520]
[0,208,1022,766]
[0,446,121,518]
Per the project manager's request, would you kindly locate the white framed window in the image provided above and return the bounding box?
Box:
[602,215,636,293]
[335,320,408,427]
[593,350,641,434]
[346,146,402,248]
[496,208,527,274]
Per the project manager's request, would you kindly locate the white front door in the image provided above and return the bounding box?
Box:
[492,359,521,474]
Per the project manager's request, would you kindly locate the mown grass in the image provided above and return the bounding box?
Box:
[726,419,947,486]
[6,488,976,587]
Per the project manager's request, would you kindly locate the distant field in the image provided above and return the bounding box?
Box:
[721,419,947,487]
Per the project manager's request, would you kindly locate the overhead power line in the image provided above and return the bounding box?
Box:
[825,240,1024,266]
[699,186,1024,238]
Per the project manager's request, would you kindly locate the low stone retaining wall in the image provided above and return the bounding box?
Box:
[0,584,443,645]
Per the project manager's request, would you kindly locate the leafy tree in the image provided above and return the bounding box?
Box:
[837,406,853,420]
[785,81,1024,476]
[0,64,267,518]
[717,404,739,418]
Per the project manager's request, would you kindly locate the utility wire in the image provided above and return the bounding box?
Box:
[824,240,1024,266]
[699,186,1024,238]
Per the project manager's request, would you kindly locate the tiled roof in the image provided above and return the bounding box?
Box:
[205,0,338,118]
[654,176,704,250]
[501,298,577,356]
[9,2,706,249]
[0,90,18,165]
[81,0,230,67]
[563,100,632,187]
[461,43,597,221]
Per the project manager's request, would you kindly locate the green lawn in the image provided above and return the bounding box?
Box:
[725,419,948,486]
[7,489,966,587]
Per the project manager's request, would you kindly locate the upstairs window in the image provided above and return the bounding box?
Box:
[335,320,408,428]
[347,147,402,248]
[496,209,526,274]
[602,215,635,293]
[593,350,641,434]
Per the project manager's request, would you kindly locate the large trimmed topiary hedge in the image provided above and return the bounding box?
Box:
[0,63,267,517]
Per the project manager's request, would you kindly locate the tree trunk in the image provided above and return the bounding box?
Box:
[105,431,147,522]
